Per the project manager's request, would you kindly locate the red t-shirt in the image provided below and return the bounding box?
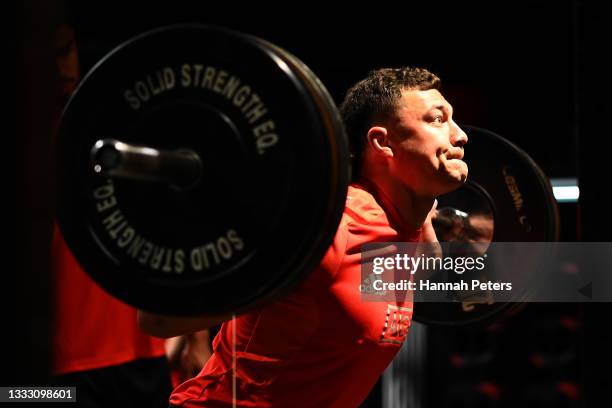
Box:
[170,183,423,407]
[52,225,166,374]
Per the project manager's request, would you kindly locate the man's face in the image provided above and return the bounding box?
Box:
[385,88,468,196]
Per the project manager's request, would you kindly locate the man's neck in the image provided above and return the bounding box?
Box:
[359,173,434,231]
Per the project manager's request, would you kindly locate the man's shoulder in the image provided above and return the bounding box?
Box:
[341,184,388,229]
[311,186,380,282]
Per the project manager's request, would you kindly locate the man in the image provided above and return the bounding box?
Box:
[138,66,468,407]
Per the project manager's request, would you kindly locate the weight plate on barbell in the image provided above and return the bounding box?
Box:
[57,24,350,316]
[414,125,560,326]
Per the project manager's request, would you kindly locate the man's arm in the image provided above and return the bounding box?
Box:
[137,310,231,338]
[166,331,212,379]
[421,199,441,245]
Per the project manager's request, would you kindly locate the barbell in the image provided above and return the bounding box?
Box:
[56,24,559,325]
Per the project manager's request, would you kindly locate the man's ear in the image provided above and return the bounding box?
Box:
[367,126,393,158]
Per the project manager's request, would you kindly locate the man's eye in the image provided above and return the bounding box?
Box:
[434,116,443,123]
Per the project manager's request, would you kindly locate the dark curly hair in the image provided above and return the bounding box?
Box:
[339,67,441,178]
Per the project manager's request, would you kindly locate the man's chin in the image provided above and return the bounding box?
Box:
[442,159,468,176]
[437,172,469,195]
[451,165,469,183]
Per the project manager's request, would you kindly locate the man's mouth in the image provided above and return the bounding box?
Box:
[443,149,464,161]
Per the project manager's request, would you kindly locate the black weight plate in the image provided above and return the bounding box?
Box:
[414,126,559,326]
[245,39,351,308]
[57,25,350,316]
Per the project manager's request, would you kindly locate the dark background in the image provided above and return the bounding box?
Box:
[66,1,578,178]
[15,1,610,407]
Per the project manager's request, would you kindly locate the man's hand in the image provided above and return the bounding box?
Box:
[421,199,441,246]
[166,331,212,380]
[415,199,443,282]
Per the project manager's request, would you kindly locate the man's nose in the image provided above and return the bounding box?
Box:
[451,122,468,147]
